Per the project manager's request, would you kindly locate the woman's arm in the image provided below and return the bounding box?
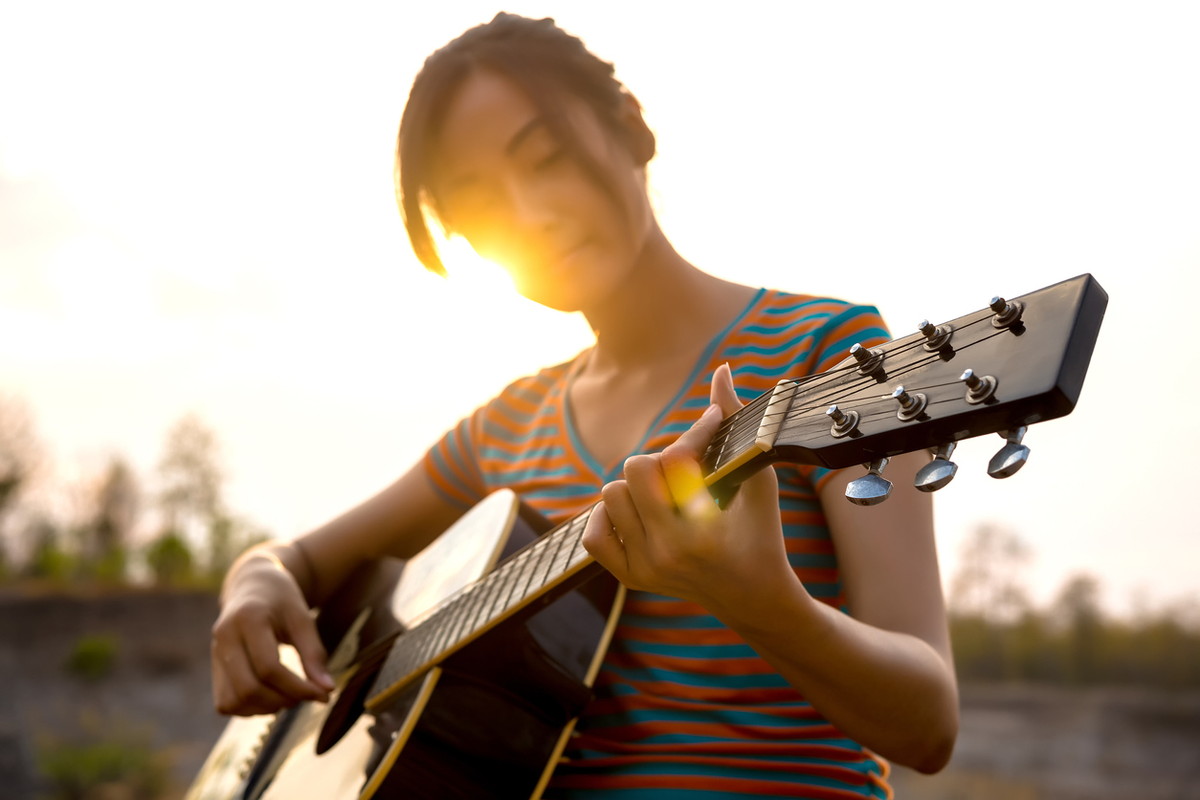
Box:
[211,464,465,716]
[582,365,958,773]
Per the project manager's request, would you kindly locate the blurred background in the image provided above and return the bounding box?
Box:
[2,1,1198,798]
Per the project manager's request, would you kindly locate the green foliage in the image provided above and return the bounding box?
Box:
[80,546,128,583]
[65,634,119,682]
[950,585,1200,688]
[144,530,194,585]
[37,730,168,800]
[27,524,76,581]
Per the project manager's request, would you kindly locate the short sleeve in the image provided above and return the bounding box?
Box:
[422,413,487,510]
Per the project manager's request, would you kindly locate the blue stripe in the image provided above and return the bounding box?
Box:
[760,296,850,316]
[521,485,597,502]
[604,664,791,690]
[620,613,724,630]
[723,327,823,358]
[618,640,760,659]
[427,444,476,507]
[582,706,828,730]
[498,463,578,483]
[556,755,880,790]
[479,442,565,461]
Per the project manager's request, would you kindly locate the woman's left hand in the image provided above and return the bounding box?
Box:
[582,364,795,609]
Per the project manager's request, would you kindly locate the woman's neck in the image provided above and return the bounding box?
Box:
[580,226,759,375]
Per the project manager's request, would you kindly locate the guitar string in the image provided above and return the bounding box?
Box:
[710,324,973,461]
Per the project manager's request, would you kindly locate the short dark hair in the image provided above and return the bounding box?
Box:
[396,13,639,275]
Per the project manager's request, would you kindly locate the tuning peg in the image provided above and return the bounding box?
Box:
[914,443,958,492]
[849,343,885,376]
[987,426,1030,478]
[891,385,927,421]
[826,404,860,438]
[961,368,997,404]
[918,319,953,351]
[989,296,1024,329]
[846,458,892,505]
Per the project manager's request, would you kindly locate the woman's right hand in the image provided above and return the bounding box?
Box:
[210,551,336,716]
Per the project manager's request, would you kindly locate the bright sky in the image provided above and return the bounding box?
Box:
[2,1,1198,614]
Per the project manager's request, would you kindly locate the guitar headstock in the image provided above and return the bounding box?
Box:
[764,273,1107,502]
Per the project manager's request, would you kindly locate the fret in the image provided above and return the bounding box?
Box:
[377,631,415,691]
[399,625,435,679]
[503,541,539,608]
[486,549,528,624]
[496,546,538,615]
[452,576,494,647]
[435,588,476,658]
[515,534,554,601]
[405,613,443,674]
[481,553,522,621]
[547,525,575,580]
[541,524,573,587]
[561,511,591,572]
[706,396,779,485]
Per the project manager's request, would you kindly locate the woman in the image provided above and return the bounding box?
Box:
[211,13,957,798]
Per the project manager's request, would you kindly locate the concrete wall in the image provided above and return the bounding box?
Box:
[0,589,226,800]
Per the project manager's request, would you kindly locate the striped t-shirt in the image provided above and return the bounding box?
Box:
[423,288,893,799]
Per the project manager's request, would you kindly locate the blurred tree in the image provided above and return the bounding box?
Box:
[73,457,140,582]
[205,512,270,586]
[156,413,223,552]
[25,516,75,581]
[0,394,43,577]
[1051,573,1105,684]
[950,523,1034,623]
[144,530,194,585]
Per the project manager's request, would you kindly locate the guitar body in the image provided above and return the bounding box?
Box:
[188,489,625,800]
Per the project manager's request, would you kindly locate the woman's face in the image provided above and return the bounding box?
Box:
[429,69,652,312]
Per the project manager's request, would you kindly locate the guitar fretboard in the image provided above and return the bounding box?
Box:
[370,507,596,698]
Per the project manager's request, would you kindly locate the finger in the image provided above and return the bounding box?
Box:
[661,402,723,465]
[618,455,672,525]
[244,623,329,703]
[657,404,722,522]
[581,500,628,578]
[280,604,335,692]
[212,638,295,715]
[600,476,650,546]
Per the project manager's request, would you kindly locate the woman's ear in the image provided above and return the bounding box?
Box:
[619,93,656,166]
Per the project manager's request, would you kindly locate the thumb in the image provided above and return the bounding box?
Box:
[281,604,334,692]
[709,363,743,415]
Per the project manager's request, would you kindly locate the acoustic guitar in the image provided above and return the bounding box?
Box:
[187,273,1107,800]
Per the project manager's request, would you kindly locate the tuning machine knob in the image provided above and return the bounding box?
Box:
[988,426,1030,478]
[891,386,927,421]
[961,369,997,404]
[918,320,953,351]
[990,296,1024,329]
[826,404,860,438]
[849,343,885,376]
[914,442,958,492]
[846,458,892,506]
